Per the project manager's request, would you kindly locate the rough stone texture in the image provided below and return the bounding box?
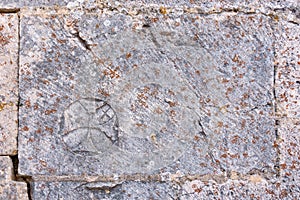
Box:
[275,20,300,118]
[279,118,300,187]
[29,178,300,199]
[32,180,178,199]
[0,156,28,199]
[0,0,300,199]
[0,156,13,181]
[274,18,300,193]
[0,182,28,200]
[0,13,18,155]
[0,0,299,12]
[18,10,278,179]
[0,0,71,9]
[182,179,300,199]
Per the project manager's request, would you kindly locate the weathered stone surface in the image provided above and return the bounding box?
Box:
[182,179,300,199]
[274,19,300,195]
[32,180,177,199]
[279,118,300,182]
[30,178,300,199]
[0,13,18,155]
[0,156,28,200]
[0,0,299,13]
[275,20,300,118]
[0,156,13,181]
[0,0,71,9]
[0,182,28,200]
[0,1,298,199]
[19,8,278,179]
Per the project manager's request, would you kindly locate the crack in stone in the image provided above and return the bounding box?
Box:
[22,176,33,200]
[72,31,91,51]
[0,8,20,13]
[9,155,18,181]
[197,120,207,139]
[208,151,226,174]
[287,20,299,25]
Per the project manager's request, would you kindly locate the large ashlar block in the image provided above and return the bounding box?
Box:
[0,13,18,155]
[19,10,278,178]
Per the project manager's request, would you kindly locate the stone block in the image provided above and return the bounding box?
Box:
[0,181,28,200]
[0,13,18,155]
[31,178,300,199]
[0,156,28,200]
[0,156,13,181]
[275,21,300,118]
[32,180,177,200]
[279,118,300,183]
[19,9,278,178]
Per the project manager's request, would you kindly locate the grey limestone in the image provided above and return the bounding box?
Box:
[32,180,178,200]
[0,0,299,199]
[30,178,300,199]
[19,9,278,179]
[181,179,300,199]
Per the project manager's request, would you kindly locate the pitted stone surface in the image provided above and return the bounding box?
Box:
[0,13,18,155]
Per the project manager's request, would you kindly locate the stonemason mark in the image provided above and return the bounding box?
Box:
[60,98,119,156]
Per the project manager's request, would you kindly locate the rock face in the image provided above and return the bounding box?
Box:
[0,1,299,199]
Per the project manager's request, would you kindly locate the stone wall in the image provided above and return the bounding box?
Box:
[0,0,299,199]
